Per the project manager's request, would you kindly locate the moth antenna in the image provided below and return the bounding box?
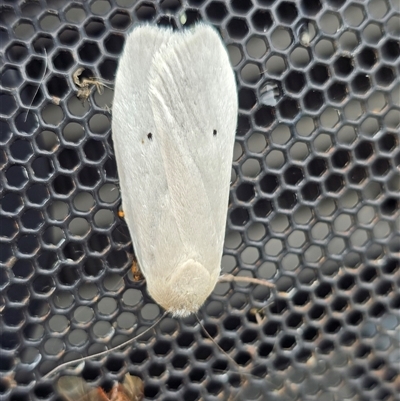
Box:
[218,274,275,289]
[24,48,48,122]
[42,311,167,380]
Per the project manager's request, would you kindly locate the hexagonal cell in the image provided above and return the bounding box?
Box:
[17,234,40,255]
[357,47,377,70]
[368,0,389,19]
[53,50,74,71]
[14,21,35,40]
[270,27,292,50]
[343,4,365,27]
[265,149,285,170]
[238,87,256,110]
[320,11,341,34]
[287,230,307,248]
[240,62,261,84]
[371,158,391,177]
[271,124,291,145]
[368,92,387,115]
[6,43,29,63]
[53,174,75,196]
[348,165,367,184]
[301,181,321,202]
[5,165,29,188]
[284,166,304,185]
[378,133,397,153]
[206,1,228,22]
[278,97,299,120]
[344,100,363,121]
[78,41,101,62]
[0,216,18,240]
[334,213,352,232]
[308,157,327,177]
[230,207,249,226]
[337,125,356,145]
[382,39,400,61]
[334,56,354,77]
[160,0,182,12]
[246,132,267,153]
[276,2,298,24]
[285,71,306,94]
[251,9,273,32]
[303,90,324,111]
[247,222,267,242]
[240,246,260,264]
[350,228,369,248]
[328,81,348,102]
[363,22,383,44]
[384,109,400,130]
[1,67,23,88]
[302,0,322,15]
[360,117,379,137]
[254,105,275,128]
[351,74,371,94]
[311,222,330,241]
[109,10,131,29]
[0,93,17,116]
[10,139,33,162]
[340,188,359,209]
[290,141,309,161]
[264,238,283,257]
[245,37,267,60]
[265,54,287,76]
[296,116,315,137]
[278,190,297,209]
[104,33,125,55]
[281,252,304,271]
[325,174,344,193]
[241,158,261,178]
[39,13,62,31]
[290,46,310,68]
[19,84,43,108]
[227,17,249,39]
[375,66,395,87]
[315,38,335,60]
[25,58,46,81]
[84,18,106,37]
[314,133,332,153]
[338,30,359,52]
[90,0,112,15]
[79,166,101,187]
[332,149,350,169]
[231,0,252,13]
[320,107,340,129]
[304,244,323,263]
[253,198,273,218]
[236,182,255,202]
[259,174,278,194]
[58,27,80,45]
[32,35,55,54]
[83,139,106,162]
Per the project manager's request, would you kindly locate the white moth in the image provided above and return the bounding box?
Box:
[112,24,238,317]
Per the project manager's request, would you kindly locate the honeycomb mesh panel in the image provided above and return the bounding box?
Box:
[0,0,399,400]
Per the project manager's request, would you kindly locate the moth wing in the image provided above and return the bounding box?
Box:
[56,377,102,401]
[112,25,174,258]
[145,24,238,277]
[121,374,144,401]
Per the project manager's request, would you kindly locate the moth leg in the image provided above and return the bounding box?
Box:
[131,259,144,282]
